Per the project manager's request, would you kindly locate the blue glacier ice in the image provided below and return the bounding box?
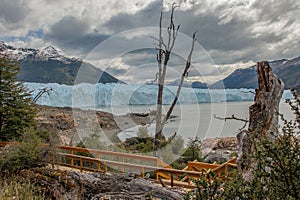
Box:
[24,82,293,108]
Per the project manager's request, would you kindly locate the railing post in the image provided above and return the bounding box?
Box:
[97,153,101,172]
[122,157,125,173]
[70,150,74,167]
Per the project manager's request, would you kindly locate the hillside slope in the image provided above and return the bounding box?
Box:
[0,42,122,85]
[210,57,300,89]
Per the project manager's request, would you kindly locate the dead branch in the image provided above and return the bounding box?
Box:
[213,114,248,130]
[33,87,53,103]
[162,32,196,125]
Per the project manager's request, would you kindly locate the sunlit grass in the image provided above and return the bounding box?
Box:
[0,176,45,200]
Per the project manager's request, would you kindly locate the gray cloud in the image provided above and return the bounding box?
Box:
[1,0,299,82]
[44,16,109,56]
[0,0,28,23]
[101,0,299,64]
[102,1,163,33]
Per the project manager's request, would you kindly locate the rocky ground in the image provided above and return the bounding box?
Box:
[35,105,154,145]
[201,137,238,156]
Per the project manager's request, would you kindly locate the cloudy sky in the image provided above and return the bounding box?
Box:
[0,0,299,83]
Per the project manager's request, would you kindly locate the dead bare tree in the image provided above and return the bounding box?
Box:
[153,4,196,157]
[237,61,284,181]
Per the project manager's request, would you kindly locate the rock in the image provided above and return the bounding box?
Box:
[201,137,238,157]
[60,135,71,145]
[204,153,230,164]
[212,137,238,150]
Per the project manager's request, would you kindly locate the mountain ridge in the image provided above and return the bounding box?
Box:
[1,42,298,88]
[209,56,300,89]
[0,42,122,85]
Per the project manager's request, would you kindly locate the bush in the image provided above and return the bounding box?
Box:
[0,131,53,174]
[182,137,202,162]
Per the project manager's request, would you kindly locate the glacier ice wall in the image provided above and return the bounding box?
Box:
[25,82,293,108]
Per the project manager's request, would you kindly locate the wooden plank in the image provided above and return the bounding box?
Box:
[188,161,220,170]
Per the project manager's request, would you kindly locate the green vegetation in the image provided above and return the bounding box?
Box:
[0,57,55,174]
[0,131,56,174]
[0,56,57,199]
[0,56,36,141]
[187,89,300,199]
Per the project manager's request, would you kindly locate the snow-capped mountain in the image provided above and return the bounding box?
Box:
[0,42,122,85]
[0,41,80,64]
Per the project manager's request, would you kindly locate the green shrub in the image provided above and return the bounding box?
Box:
[182,137,202,162]
[0,131,52,174]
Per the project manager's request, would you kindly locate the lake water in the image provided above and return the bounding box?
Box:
[97,101,294,142]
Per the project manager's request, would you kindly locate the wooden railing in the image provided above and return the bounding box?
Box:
[53,145,171,176]
[0,142,237,188]
[185,157,237,180]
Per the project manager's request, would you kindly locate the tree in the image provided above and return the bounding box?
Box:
[153,4,196,156]
[0,56,36,141]
[237,61,284,180]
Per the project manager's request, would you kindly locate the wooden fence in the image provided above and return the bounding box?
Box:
[0,142,237,188]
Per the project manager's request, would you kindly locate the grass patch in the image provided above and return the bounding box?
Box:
[0,175,45,200]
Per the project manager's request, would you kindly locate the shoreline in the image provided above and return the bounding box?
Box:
[35,105,239,148]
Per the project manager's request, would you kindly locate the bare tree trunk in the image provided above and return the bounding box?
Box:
[237,61,284,181]
[154,11,165,157]
[153,5,196,157]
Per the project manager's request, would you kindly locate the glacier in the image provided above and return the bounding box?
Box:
[25,82,293,108]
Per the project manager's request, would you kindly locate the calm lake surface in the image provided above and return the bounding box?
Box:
[98,101,294,142]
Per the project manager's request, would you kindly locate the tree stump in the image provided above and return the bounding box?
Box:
[21,168,185,200]
[237,61,284,181]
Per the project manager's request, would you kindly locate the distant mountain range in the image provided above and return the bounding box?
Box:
[210,57,300,89]
[0,42,299,88]
[0,42,122,85]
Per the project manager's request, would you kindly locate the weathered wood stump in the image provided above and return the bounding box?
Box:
[22,168,185,200]
[237,61,284,180]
